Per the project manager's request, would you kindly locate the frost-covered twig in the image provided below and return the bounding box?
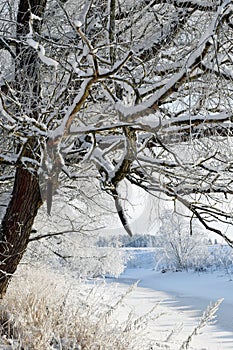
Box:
[179,298,224,350]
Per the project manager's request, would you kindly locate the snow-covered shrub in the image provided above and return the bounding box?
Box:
[179,298,223,350]
[0,265,154,350]
[27,235,127,278]
[52,243,127,278]
[156,210,210,271]
[27,190,127,278]
[209,244,233,278]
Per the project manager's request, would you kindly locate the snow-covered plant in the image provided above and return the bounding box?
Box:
[27,191,127,278]
[156,210,210,271]
[179,299,224,350]
[0,265,155,350]
[209,244,233,279]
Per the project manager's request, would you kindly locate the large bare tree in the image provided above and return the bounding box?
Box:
[0,0,233,296]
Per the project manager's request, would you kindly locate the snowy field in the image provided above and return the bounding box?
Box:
[108,248,233,350]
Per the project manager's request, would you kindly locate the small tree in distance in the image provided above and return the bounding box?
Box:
[158,210,210,271]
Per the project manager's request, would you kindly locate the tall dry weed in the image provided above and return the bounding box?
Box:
[0,266,152,350]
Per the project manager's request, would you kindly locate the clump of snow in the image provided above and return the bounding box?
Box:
[30,13,42,22]
[26,13,58,69]
[73,19,82,28]
[26,37,39,50]
[38,45,58,68]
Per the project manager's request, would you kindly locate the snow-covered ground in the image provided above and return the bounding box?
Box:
[109,248,233,350]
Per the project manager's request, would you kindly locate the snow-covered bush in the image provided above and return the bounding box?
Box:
[28,239,127,278]
[28,193,127,278]
[0,265,154,350]
[156,210,210,271]
[209,244,233,278]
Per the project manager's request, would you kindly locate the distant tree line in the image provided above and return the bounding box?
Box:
[96,234,161,248]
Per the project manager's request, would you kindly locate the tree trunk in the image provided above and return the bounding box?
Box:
[109,0,116,65]
[0,0,47,297]
[0,169,42,297]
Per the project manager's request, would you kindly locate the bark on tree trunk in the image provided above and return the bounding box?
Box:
[0,169,42,297]
[0,0,47,297]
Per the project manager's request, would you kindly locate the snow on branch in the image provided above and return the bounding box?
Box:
[26,13,58,68]
[70,122,133,135]
[135,111,233,135]
[52,78,93,138]
[0,154,17,165]
[116,0,232,122]
[51,51,133,139]
[0,37,16,58]
[0,95,15,124]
